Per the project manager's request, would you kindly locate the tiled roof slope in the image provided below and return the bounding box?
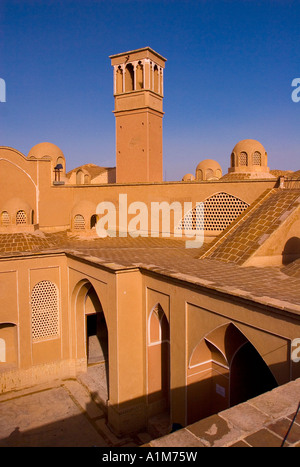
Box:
[199,189,300,265]
[0,232,59,254]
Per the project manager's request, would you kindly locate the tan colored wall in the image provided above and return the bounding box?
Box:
[0,247,299,434]
[141,271,300,428]
[0,146,279,237]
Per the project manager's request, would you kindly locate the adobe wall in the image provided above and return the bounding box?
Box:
[41,179,278,234]
[0,146,279,238]
[140,269,300,429]
[1,249,299,435]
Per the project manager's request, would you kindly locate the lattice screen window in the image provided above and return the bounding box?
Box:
[1,211,10,225]
[31,280,59,341]
[16,210,27,224]
[239,152,248,166]
[74,214,85,230]
[253,151,262,166]
[177,192,249,232]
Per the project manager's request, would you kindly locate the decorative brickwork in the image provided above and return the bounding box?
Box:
[31,280,59,341]
[177,192,249,233]
[74,214,85,230]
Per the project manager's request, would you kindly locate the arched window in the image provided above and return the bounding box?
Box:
[74,214,85,230]
[76,170,83,185]
[16,210,27,225]
[239,152,248,166]
[136,61,143,90]
[56,156,64,171]
[125,63,134,92]
[196,169,203,181]
[116,66,123,94]
[253,151,262,166]
[153,65,159,93]
[31,281,59,341]
[231,152,235,167]
[215,169,222,179]
[90,214,98,229]
[84,174,90,184]
[1,211,10,225]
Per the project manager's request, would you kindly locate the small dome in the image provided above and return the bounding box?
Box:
[182,173,195,181]
[231,139,266,163]
[28,142,64,160]
[228,139,274,178]
[291,170,300,180]
[195,159,222,181]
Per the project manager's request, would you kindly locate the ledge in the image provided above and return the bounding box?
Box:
[146,378,300,447]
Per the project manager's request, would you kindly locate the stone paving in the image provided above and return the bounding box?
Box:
[0,363,155,448]
[146,378,300,448]
[0,370,299,447]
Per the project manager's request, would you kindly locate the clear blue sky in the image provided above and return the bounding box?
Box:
[1,0,300,180]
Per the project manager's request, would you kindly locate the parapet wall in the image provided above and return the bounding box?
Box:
[147,378,300,447]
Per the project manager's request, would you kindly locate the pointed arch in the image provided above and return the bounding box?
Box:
[147,303,170,416]
[116,66,123,94]
[72,279,109,401]
[125,63,134,92]
[153,64,159,93]
[136,61,144,90]
[187,322,278,424]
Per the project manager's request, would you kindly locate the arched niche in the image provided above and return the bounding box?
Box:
[187,323,278,424]
[147,303,170,417]
[116,66,123,94]
[136,61,144,90]
[125,63,134,92]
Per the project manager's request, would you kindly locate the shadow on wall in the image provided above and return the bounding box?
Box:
[0,364,287,448]
[282,237,300,265]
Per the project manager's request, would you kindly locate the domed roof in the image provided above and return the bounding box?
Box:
[291,170,300,180]
[182,173,195,181]
[28,142,64,160]
[231,139,266,157]
[196,159,222,172]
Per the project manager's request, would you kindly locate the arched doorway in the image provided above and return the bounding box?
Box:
[187,323,278,424]
[74,281,109,401]
[230,341,277,407]
[85,286,108,367]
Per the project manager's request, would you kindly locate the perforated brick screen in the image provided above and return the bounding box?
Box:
[31,280,59,341]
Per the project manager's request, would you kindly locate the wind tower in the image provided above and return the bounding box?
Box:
[110,47,166,183]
